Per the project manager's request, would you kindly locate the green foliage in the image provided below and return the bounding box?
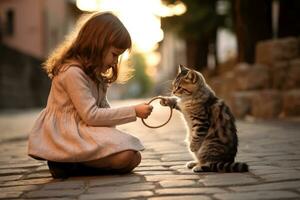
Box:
[162,0,233,39]
[124,53,153,98]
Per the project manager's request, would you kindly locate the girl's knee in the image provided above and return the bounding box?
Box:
[82,151,142,174]
[115,151,141,174]
[133,151,141,167]
[111,150,140,169]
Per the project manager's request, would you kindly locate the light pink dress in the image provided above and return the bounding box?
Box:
[28,64,144,162]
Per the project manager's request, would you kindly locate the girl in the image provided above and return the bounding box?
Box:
[28,12,153,178]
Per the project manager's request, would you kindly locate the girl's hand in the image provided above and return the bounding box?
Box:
[134,103,153,119]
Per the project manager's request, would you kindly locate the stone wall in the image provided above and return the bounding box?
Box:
[0,44,50,109]
[209,37,300,119]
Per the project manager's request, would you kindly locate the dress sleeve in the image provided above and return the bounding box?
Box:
[60,67,137,126]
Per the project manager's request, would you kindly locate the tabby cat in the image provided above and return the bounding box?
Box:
[160,65,248,173]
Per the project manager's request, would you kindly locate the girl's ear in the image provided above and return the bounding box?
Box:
[187,70,198,83]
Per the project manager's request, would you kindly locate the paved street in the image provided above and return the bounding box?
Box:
[0,99,300,200]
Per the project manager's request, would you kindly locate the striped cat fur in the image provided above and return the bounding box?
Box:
[160,65,248,173]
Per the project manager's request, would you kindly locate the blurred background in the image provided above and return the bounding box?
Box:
[0,0,300,120]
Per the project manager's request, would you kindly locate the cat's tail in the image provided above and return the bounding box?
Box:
[208,162,249,172]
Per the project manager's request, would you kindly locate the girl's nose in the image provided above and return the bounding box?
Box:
[113,58,118,65]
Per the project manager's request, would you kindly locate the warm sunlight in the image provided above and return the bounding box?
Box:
[76,0,186,53]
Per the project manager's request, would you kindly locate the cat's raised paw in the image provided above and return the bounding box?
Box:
[159,97,170,107]
[186,161,198,169]
[159,97,177,108]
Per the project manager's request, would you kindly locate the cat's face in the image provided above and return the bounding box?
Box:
[172,65,205,97]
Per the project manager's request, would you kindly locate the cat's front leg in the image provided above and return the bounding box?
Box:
[192,164,211,173]
[159,96,180,110]
[186,161,210,172]
[191,160,211,173]
[189,140,201,152]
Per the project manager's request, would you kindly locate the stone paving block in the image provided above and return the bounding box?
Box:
[277,160,300,168]
[135,170,174,175]
[266,158,300,166]
[141,154,161,159]
[135,166,170,171]
[160,161,187,167]
[0,185,39,192]
[0,162,43,169]
[145,174,201,182]
[170,166,193,174]
[235,156,259,163]
[148,195,212,200]
[147,143,184,152]
[0,191,23,199]
[87,182,155,193]
[155,187,225,195]
[169,165,187,170]
[0,174,23,181]
[0,168,28,175]
[42,180,86,190]
[261,154,300,161]
[1,177,53,187]
[140,159,164,167]
[245,161,272,167]
[229,180,300,192]
[249,165,282,171]
[153,149,189,154]
[25,171,52,179]
[35,165,51,171]
[247,152,287,157]
[260,172,300,182]
[24,189,84,198]
[161,153,192,162]
[23,198,76,200]
[213,190,299,200]
[88,175,141,187]
[251,168,300,176]
[159,180,197,187]
[200,173,258,186]
[78,191,153,200]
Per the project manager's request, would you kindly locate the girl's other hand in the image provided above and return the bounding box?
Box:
[134,103,153,119]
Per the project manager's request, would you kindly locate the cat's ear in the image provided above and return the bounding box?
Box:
[187,70,198,83]
[178,64,187,73]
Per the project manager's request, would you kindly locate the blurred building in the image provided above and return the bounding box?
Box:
[154,31,186,95]
[0,0,81,58]
[0,0,82,109]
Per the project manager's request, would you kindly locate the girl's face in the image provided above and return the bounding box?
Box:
[102,46,125,73]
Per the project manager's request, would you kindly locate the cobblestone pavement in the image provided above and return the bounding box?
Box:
[0,99,300,200]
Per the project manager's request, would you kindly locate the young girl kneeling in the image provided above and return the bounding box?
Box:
[28,12,153,178]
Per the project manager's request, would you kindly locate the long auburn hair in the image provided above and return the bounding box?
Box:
[43,12,132,83]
